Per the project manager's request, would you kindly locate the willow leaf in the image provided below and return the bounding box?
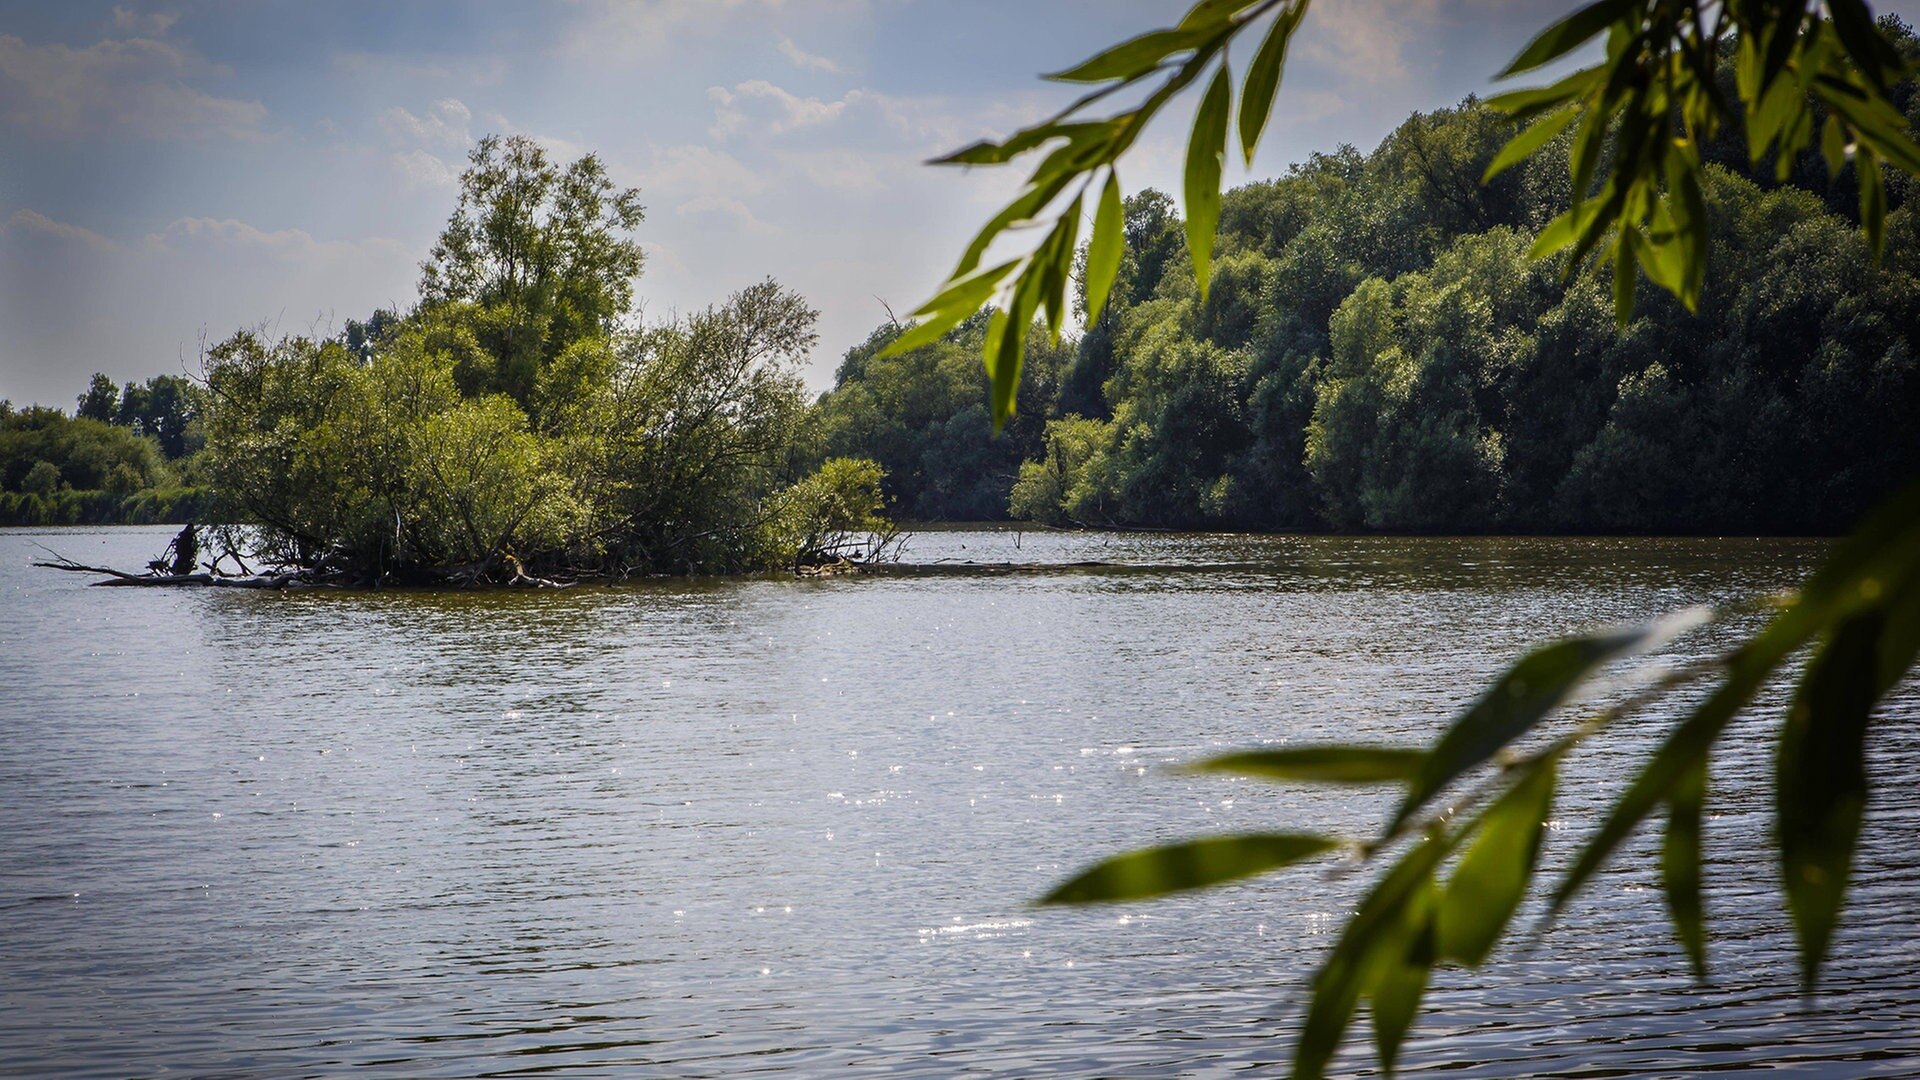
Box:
[1778,608,1883,989]
[1046,27,1215,84]
[1368,878,1436,1076]
[1498,0,1637,77]
[1295,836,1455,1080]
[1389,608,1706,835]
[1484,106,1579,182]
[985,267,1043,430]
[1187,746,1426,785]
[1083,171,1125,325]
[1663,756,1708,980]
[1435,759,1556,968]
[1237,1,1307,165]
[1040,833,1337,904]
[1184,61,1232,300]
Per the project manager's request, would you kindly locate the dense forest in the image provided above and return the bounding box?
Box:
[815,25,1920,534]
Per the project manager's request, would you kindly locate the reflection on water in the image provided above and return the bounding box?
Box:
[1,526,1915,1077]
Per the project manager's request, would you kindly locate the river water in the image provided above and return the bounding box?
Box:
[2,526,1916,1078]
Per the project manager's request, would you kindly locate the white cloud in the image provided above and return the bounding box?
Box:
[111,6,179,38]
[776,148,889,193]
[562,0,786,60]
[675,194,777,235]
[378,97,472,148]
[0,32,266,139]
[643,144,768,199]
[390,148,460,191]
[146,217,409,265]
[376,99,472,192]
[707,79,852,140]
[1301,0,1443,85]
[778,36,845,74]
[5,209,117,253]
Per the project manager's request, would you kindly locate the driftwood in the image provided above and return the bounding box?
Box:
[31,551,571,590]
[34,556,318,589]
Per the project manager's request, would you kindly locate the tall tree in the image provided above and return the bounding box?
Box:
[75,374,118,423]
[418,134,646,404]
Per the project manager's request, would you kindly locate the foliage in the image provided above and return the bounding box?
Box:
[904,2,1920,1077]
[178,135,887,583]
[902,0,1920,434]
[0,403,174,491]
[198,278,845,581]
[812,315,1071,520]
[1002,101,1919,533]
[759,457,896,569]
[419,134,646,406]
[74,373,204,459]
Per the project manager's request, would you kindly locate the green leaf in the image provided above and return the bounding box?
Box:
[985,266,1044,430]
[1295,836,1456,1080]
[1858,152,1886,260]
[1628,225,1685,300]
[1821,114,1851,176]
[908,257,1020,321]
[1435,759,1556,967]
[1483,106,1578,183]
[955,170,1075,278]
[1368,877,1436,1075]
[1746,75,1801,164]
[878,259,1019,359]
[1498,0,1637,78]
[1038,194,1083,341]
[1664,149,1708,304]
[1662,757,1708,980]
[1040,832,1338,904]
[1237,1,1308,165]
[1777,601,1900,989]
[1612,229,1638,326]
[1083,171,1125,325]
[1185,61,1232,300]
[1528,194,1605,260]
[1177,0,1268,30]
[1484,63,1605,120]
[932,121,1111,167]
[1390,607,1707,834]
[1826,0,1907,94]
[1046,27,1216,84]
[1187,745,1426,785]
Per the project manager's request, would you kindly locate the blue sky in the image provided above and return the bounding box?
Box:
[5,0,1918,406]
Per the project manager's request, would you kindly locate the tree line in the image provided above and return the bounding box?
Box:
[0,373,207,526]
[815,25,1920,534]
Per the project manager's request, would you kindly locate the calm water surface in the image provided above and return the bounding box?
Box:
[2,526,1916,1078]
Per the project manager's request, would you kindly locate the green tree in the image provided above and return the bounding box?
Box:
[76,374,118,423]
[20,459,61,496]
[814,314,1069,520]
[419,134,646,405]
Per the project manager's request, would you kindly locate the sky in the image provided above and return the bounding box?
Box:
[5,0,1918,407]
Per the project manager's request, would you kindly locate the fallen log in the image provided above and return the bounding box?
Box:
[34,559,319,588]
